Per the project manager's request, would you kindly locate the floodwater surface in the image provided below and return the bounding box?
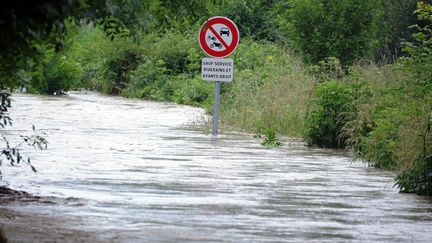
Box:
[1,92,432,242]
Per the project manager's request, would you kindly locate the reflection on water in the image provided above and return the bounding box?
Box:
[1,92,432,242]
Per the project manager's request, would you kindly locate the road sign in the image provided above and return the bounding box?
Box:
[199,16,240,58]
[201,58,233,82]
[199,16,239,137]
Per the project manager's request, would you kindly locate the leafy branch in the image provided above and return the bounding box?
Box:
[0,90,47,179]
[0,126,48,179]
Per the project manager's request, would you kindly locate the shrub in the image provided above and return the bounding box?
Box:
[101,49,140,95]
[125,61,213,108]
[122,31,210,105]
[66,23,113,90]
[172,75,213,107]
[145,31,200,75]
[344,76,406,169]
[123,60,168,99]
[45,54,82,94]
[60,22,141,94]
[395,156,432,196]
[358,113,400,168]
[304,80,355,148]
[33,46,83,95]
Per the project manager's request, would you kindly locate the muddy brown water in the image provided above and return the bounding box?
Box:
[1,92,432,242]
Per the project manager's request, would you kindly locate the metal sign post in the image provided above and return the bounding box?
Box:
[199,16,239,136]
[201,58,234,136]
[212,81,221,136]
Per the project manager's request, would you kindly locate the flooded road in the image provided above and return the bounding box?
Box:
[1,92,432,242]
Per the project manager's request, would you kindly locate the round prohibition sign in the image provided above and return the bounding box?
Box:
[199,16,240,58]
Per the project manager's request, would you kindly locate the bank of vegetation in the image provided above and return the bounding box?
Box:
[1,0,431,196]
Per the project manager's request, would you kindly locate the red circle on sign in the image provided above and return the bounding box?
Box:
[199,16,240,58]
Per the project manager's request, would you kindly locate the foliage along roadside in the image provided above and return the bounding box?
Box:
[304,2,432,196]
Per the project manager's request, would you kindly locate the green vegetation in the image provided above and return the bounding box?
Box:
[303,1,432,195]
[260,129,283,147]
[222,40,315,137]
[1,0,431,196]
[287,0,378,66]
[305,80,358,148]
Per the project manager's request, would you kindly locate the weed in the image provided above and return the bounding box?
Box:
[261,129,283,147]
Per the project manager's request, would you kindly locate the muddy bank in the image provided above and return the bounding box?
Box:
[0,185,90,205]
[0,186,168,242]
[0,207,129,242]
[0,186,99,242]
[1,186,58,204]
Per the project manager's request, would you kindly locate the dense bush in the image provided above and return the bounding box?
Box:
[123,60,168,99]
[287,0,377,66]
[144,31,199,74]
[27,40,83,95]
[25,22,137,95]
[65,23,113,90]
[47,22,143,95]
[171,75,213,107]
[305,80,354,148]
[355,106,403,169]
[100,49,140,94]
[121,31,213,108]
[337,67,405,168]
[43,51,82,94]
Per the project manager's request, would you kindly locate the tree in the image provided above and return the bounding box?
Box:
[374,0,418,62]
[0,0,91,91]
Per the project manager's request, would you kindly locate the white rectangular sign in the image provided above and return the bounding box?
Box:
[201,58,234,82]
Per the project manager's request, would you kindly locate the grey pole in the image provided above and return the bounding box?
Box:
[212,81,221,136]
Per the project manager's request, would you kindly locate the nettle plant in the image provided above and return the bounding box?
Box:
[0,91,47,179]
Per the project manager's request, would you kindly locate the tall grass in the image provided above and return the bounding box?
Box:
[221,39,316,137]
